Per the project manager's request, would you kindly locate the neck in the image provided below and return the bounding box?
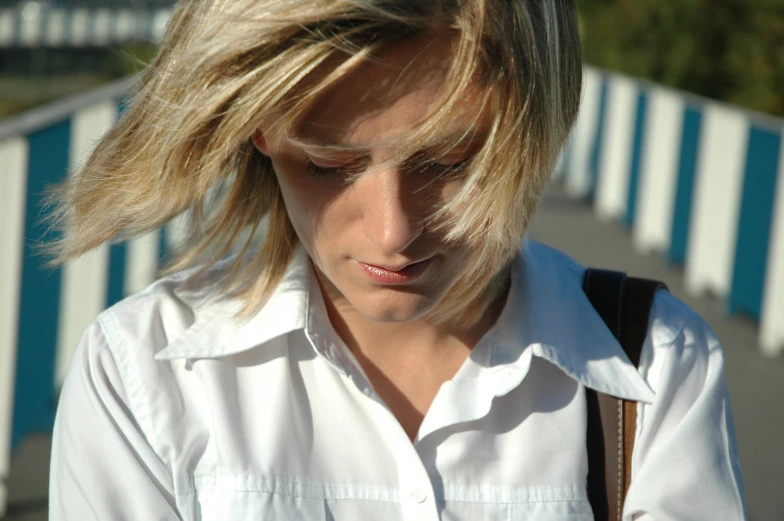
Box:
[317,272,509,366]
[313,267,510,442]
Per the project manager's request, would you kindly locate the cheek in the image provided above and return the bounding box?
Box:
[439,178,462,202]
[271,157,351,245]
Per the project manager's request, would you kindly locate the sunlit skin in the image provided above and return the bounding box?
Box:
[252,35,505,440]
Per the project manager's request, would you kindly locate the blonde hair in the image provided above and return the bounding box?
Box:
[45,0,582,328]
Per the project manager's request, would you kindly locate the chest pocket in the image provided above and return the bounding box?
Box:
[192,475,326,521]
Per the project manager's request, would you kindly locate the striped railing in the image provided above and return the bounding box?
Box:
[558,66,784,358]
[0,5,172,47]
[1,65,783,515]
[0,76,171,516]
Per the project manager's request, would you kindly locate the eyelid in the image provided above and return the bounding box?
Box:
[306,154,355,168]
[416,151,473,167]
[432,156,471,166]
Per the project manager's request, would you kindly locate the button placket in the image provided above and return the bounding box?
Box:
[409,487,427,503]
[401,481,438,520]
[398,445,439,520]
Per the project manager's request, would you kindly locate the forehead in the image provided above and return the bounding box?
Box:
[293,34,491,150]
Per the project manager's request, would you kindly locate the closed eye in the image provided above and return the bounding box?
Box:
[419,158,471,178]
[305,157,471,180]
[305,161,346,178]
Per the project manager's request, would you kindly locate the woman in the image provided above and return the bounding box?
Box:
[47,0,746,519]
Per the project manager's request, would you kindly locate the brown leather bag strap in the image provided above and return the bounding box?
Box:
[583,269,668,521]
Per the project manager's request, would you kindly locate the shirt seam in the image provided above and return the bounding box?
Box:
[442,498,587,504]
[191,473,587,504]
[193,473,397,492]
[190,489,588,505]
[639,307,743,517]
[649,312,702,402]
[633,310,686,476]
[97,309,172,484]
[720,373,746,520]
[192,473,399,503]
[95,312,150,428]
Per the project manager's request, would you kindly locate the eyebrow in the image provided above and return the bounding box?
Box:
[285,130,487,154]
[285,137,365,153]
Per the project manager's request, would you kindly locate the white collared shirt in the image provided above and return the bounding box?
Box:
[49,240,746,520]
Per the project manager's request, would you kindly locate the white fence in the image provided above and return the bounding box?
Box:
[561,66,784,358]
[0,5,172,47]
[1,65,783,515]
[0,77,180,516]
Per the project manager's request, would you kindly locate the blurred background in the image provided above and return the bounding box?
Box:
[1,1,783,520]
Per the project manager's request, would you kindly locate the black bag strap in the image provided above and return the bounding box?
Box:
[582,268,668,521]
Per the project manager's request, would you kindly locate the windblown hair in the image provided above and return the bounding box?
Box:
[45,0,582,328]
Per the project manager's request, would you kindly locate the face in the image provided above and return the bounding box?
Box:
[253,36,489,323]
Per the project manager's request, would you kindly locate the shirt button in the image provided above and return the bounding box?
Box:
[409,488,427,503]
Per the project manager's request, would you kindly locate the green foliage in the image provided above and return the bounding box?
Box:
[578,0,784,118]
[116,44,160,77]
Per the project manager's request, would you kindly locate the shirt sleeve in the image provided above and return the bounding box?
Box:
[624,295,747,521]
[49,317,182,521]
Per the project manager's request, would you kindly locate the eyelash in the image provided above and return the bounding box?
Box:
[433,159,470,176]
[304,159,471,179]
[305,161,344,178]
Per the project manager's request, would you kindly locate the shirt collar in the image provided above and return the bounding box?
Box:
[155,240,656,403]
[486,239,655,402]
[154,246,311,361]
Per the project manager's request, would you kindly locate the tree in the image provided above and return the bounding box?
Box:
[578,0,784,118]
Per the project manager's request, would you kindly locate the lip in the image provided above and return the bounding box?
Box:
[356,257,435,285]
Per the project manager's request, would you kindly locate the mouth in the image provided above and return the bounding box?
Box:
[356,256,436,285]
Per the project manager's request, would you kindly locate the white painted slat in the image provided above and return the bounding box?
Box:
[551,140,570,184]
[69,8,89,47]
[152,9,173,43]
[45,9,67,47]
[760,129,784,357]
[125,231,162,297]
[19,11,42,47]
[594,74,638,221]
[565,66,603,198]
[0,137,29,519]
[55,103,118,388]
[115,10,135,42]
[92,9,112,46]
[633,88,686,254]
[685,104,749,297]
[166,213,191,257]
[0,9,15,47]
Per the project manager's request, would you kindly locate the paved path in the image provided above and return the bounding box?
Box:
[4,187,783,520]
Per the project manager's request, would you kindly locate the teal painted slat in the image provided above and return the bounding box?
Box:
[624,91,648,227]
[106,243,127,307]
[102,102,125,308]
[110,10,121,44]
[729,126,782,319]
[587,78,609,201]
[159,226,168,264]
[558,139,574,182]
[669,107,703,265]
[84,9,95,45]
[12,119,71,451]
[11,10,20,46]
[63,8,72,44]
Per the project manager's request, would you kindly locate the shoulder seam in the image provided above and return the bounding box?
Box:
[720,398,748,520]
[635,308,703,475]
[96,310,169,467]
[649,312,705,397]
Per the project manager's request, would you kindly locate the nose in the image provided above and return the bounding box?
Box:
[360,164,424,254]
